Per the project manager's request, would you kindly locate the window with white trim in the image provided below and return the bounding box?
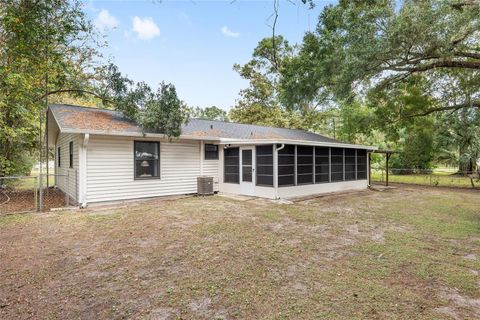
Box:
[134,141,160,179]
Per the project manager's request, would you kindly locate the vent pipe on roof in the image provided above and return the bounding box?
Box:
[210,125,213,129]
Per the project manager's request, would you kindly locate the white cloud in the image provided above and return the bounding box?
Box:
[95,9,119,31]
[132,16,160,40]
[221,26,240,38]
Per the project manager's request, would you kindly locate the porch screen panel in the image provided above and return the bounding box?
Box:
[278,145,295,186]
[356,149,367,180]
[296,146,313,185]
[331,147,344,182]
[315,147,329,183]
[256,145,273,187]
[344,148,356,181]
[242,149,253,182]
[224,147,240,183]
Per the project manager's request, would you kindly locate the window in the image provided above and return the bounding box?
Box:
[134,141,160,179]
[278,145,295,186]
[58,147,61,167]
[224,147,239,184]
[69,141,73,168]
[357,149,367,180]
[344,149,356,181]
[331,147,344,182]
[256,145,273,187]
[315,147,329,183]
[296,146,313,185]
[204,144,218,160]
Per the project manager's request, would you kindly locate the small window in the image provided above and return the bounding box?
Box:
[134,141,160,179]
[58,147,61,167]
[69,141,73,168]
[204,144,218,160]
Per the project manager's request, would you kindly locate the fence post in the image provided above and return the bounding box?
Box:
[34,176,38,212]
[65,172,70,206]
[39,173,43,212]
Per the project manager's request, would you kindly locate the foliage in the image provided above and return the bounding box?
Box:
[283,0,480,112]
[436,108,480,173]
[99,64,188,137]
[277,0,480,169]
[189,106,229,121]
[231,35,334,133]
[389,119,436,171]
[0,0,101,176]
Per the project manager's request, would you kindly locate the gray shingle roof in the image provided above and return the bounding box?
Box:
[49,104,344,144]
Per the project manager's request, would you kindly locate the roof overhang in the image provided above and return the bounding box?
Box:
[218,138,377,150]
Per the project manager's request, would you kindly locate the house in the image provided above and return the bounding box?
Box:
[46,104,377,207]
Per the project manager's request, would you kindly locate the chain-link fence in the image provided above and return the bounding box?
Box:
[371,168,480,189]
[0,176,38,214]
[0,173,76,215]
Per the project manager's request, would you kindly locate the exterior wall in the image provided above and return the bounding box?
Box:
[276,180,368,199]
[203,158,220,192]
[55,133,80,202]
[218,144,370,199]
[86,135,221,203]
[218,146,276,199]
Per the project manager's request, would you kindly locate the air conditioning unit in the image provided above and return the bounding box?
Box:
[197,176,214,195]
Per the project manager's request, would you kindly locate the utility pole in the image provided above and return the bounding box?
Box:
[39,3,50,211]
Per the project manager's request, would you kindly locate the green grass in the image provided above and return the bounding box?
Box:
[0,187,479,319]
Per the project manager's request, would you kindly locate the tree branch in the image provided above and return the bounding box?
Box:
[454,51,480,59]
[386,59,480,72]
[395,100,480,122]
[34,89,113,104]
[271,0,280,72]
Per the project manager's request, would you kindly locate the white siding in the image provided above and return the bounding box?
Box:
[203,158,220,191]
[86,135,207,203]
[55,133,80,201]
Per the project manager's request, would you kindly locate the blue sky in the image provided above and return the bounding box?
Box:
[85,0,333,110]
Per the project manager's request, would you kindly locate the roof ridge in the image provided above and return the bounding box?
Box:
[49,103,115,112]
[190,118,335,141]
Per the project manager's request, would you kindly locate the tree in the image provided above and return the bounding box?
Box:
[282,0,480,116]
[231,36,334,133]
[0,0,101,176]
[99,64,188,137]
[189,106,229,121]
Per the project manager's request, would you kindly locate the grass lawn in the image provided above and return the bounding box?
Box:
[371,171,476,188]
[0,186,479,319]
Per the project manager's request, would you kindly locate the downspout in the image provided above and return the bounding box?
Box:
[274,144,285,199]
[80,133,89,208]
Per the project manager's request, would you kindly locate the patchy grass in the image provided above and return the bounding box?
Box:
[371,171,475,188]
[0,186,479,319]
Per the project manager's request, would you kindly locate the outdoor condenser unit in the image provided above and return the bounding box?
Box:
[197,176,214,195]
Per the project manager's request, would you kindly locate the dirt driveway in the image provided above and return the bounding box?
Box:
[0,186,479,319]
